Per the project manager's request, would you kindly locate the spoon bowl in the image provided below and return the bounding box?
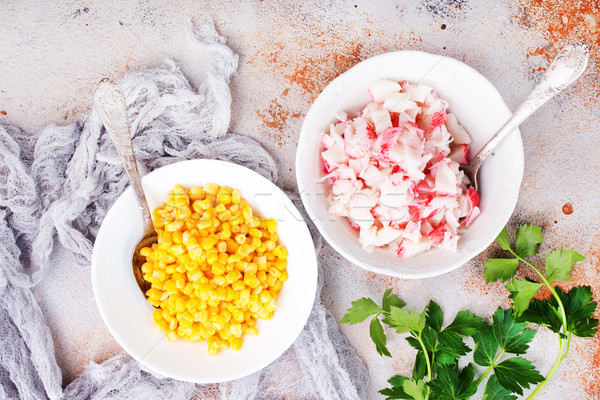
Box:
[94,78,156,298]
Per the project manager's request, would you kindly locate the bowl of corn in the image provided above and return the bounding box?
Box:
[92,159,318,383]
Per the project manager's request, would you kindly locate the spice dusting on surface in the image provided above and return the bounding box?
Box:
[256,98,301,147]
[517,0,600,66]
[0,111,6,116]
[562,202,574,215]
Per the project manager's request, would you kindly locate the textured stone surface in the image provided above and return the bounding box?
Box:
[1,0,599,398]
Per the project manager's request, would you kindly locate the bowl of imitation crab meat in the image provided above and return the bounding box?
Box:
[296,51,524,279]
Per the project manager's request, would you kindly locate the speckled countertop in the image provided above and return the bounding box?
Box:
[1,1,599,398]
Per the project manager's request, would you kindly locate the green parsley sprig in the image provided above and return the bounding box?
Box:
[483,224,597,398]
[340,224,598,399]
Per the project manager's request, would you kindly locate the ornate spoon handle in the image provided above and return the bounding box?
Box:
[468,44,589,171]
[94,79,154,236]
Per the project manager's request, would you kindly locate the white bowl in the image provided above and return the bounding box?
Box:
[92,159,318,383]
[296,51,523,279]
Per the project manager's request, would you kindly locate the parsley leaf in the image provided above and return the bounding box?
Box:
[385,307,426,334]
[426,300,444,332]
[518,298,562,334]
[558,286,599,337]
[505,279,542,316]
[438,330,471,360]
[492,308,537,354]
[413,351,427,381]
[496,227,512,251]
[473,323,499,367]
[380,376,428,400]
[383,288,407,312]
[380,376,411,400]
[519,286,599,337]
[493,357,544,395]
[483,258,520,283]
[370,317,392,357]
[340,297,383,325]
[428,363,478,400]
[483,375,517,400]
[445,310,483,336]
[545,248,586,282]
[515,224,544,258]
[403,379,428,400]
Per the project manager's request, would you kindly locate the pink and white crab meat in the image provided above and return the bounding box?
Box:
[320,79,480,258]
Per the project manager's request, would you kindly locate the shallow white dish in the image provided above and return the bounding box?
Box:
[92,159,318,383]
[296,51,523,279]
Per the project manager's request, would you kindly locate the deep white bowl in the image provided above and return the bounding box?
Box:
[296,51,523,279]
[92,159,318,383]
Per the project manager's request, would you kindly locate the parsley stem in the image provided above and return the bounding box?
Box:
[513,254,569,332]
[561,333,572,361]
[474,349,505,387]
[525,331,566,399]
[514,254,570,400]
[415,332,432,400]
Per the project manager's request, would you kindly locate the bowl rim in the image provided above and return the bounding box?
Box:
[92,158,318,383]
[296,50,523,279]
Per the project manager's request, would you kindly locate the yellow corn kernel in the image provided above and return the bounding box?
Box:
[266,219,277,233]
[213,275,226,286]
[175,297,186,313]
[217,192,231,205]
[279,270,289,282]
[226,270,242,284]
[187,268,203,281]
[166,330,178,342]
[271,280,282,291]
[227,188,240,203]
[242,206,253,221]
[273,245,288,259]
[256,270,267,283]
[165,280,178,295]
[211,263,225,276]
[259,291,272,303]
[237,243,253,257]
[251,286,263,295]
[266,275,278,288]
[248,228,262,238]
[200,236,217,250]
[248,218,261,228]
[214,203,226,213]
[255,256,267,269]
[274,259,287,271]
[204,183,219,195]
[264,240,277,251]
[229,323,242,337]
[244,273,260,289]
[247,327,258,336]
[147,288,163,300]
[188,187,205,200]
[232,281,245,291]
[166,220,184,232]
[268,267,281,278]
[217,252,229,264]
[234,234,246,245]
[269,232,278,242]
[240,224,249,235]
[216,240,227,253]
[140,247,153,257]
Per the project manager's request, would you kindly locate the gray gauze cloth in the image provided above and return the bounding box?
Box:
[0,23,368,400]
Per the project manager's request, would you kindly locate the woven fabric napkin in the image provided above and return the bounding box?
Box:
[0,23,368,400]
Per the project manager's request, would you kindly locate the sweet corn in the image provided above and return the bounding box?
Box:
[139,184,287,354]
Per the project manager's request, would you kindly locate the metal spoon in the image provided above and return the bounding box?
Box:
[94,78,155,298]
[462,43,589,191]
